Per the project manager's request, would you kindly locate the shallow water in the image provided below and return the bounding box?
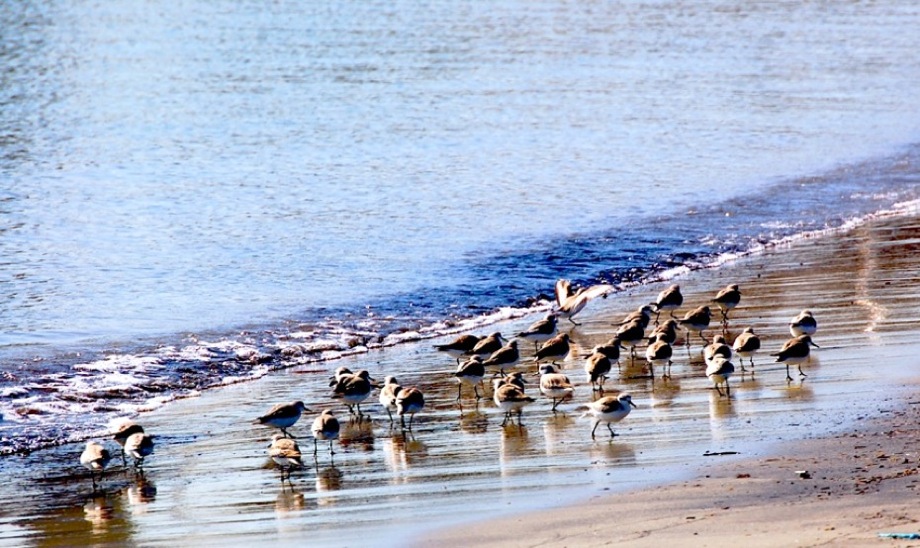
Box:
[1,213,919,546]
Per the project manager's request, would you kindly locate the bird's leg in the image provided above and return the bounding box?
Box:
[501,413,509,427]
[591,420,600,440]
[786,364,793,382]
[607,423,617,439]
[456,384,462,402]
[328,440,335,456]
[715,384,724,397]
[726,381,731,396]
[313,439,318,457]
[798,365,807,377]
[473,384,481,400]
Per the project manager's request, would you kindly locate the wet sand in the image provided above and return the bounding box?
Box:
[2,208,920,547]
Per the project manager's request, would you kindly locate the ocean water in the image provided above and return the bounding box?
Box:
[2,0,920,454]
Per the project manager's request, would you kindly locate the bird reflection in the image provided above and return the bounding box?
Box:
[125,475,157,509]
[708,390,737,420]
[315,465,343,493]
[459,409,489,434]
[339,418,374,452]
[384,432,429,479]
[275,488,307,514]
[541,413,575,456]
[499,423,533,477]
[82,494,115,535]
[588,441,637,467]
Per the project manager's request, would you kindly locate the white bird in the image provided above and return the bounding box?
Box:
[706,356,735,397]
[583,394,636,440]
[712,284,741,324]
[268,434,303,481]
[538,363,575,412]
[110,418,145,466]
[454,356,485,402]
[732,327,761,371]
[395,386,425,431]
[789,310,818,337]
[80,441,113,492]
[123,432,155,469]
[645,332,673,378]
[554,279,614,325]
[493,379,535,426]
[254,401,311,438]
[311,410,341,458]
[703,335,732,364]
[378,376,402,423]
[331,370,374,417]
[772,335,819,381]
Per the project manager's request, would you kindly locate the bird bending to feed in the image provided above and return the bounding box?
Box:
[493,378,535,426]
[554,279,614,325]
[379,376,402,423]
[706,356,735,397]
[538,364,575,412]
[255,401,311,438]
[455,356,485,402]
[703,335,732,365]
[311,410,340,458]
[732,327,761,371]
[516,313,558,351]
[331,370,374,417]
[395,386,425,430]
[584,394,636,440]
[615,320,645,360]
[434,334,481,363]
[645,333,673,378]
[679,305,712,346]
[269,434,303,481]
[495,371,527,391]
[584,350,612,392]
[124,431,155,469]
[466,332,505,357]
[652,284,683,322]
[328,366,354,387]
[712,284,741,324]
[649,319,678,345]
[110,418,145,466]
[533,333,571,364]
[482,340,520,368]
[789,310,818,337]
[772,335,819,381]
[618,305,655,330]
[80,441,113,492]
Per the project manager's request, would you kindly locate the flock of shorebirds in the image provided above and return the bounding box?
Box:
[78,279,821,491]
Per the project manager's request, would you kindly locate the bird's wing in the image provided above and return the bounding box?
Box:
[554,279,572,307]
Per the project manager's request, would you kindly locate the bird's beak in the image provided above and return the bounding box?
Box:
[809,340,820,348]
[629,401,638,409]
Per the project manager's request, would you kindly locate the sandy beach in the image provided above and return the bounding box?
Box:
[1,208,920,547]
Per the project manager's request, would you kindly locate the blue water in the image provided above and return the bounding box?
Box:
[2,0,920,453]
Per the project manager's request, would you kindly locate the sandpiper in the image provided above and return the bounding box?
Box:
[772,335,819,381]
[712,284,741,324]
[732,327,761,371]
[123,431,155,470]
[649,319,679,345]
[583,394,636,440]
[466,332,505,357]
[615,320,645,360]
[331,370,374,417]
[706,356,735,396]
[80,441,113,492]
[652,284,683,322]
[679,305,712,346]
[703,334,733,364]
[618,304,655,330]
[378,376,402,423]
[789,310,818,337]
[395,386,425,431]
[493,379,535,426]
[434,334,481,364]
[110,418,145,466]
[268,434,303,481]
[454,356,485,402]
[495,371,527,391]
[538,363,575,412]
[254,401,311,438]
[584,351,613,392]
[516,313,558,351]
[533,333,571,364]
[645,332,673,378]
[328,366,354,387]
[311,409,340,458]
[554,279,614,325]
[482,340,520,368]
[591,337,623,366]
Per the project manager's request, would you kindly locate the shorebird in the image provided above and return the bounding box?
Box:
[615,320,645,360]
[331,370,374,417]
[110,418,145,466]
[538,364,575,412]
[268,434,303,481]
[652,284,683,322]
[554,279,614,325]
[789,310,818,337]
[516,313,558,351]
[466,332,505,357]
[645,333,673,378]
[311,410,340,458]
[80,441,113,492]
[706,356,735,397]
[482,340,520,368]
[703,334,733,364]
[584,350,612,392]
[732,327,761,371]
[454,356,485,402]
[679,305,712,346]
[493,379,535,426]
[434,334,481,364]
[584,393,636,440]
[712,284,741,324]
[495,371,527,391]
[123,431,155,470]
[395,386,425,431]
[533,333,571,365]
[378,376,402,423]
[591,337,623,365]
[649,319,679,345]
[618,305,655,330]
[772,335,819,381]
[254,401,311,438]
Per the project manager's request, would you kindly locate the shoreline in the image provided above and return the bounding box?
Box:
[2,209,920,546]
